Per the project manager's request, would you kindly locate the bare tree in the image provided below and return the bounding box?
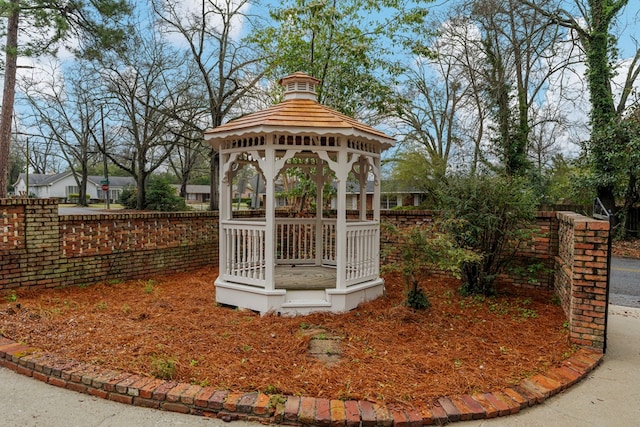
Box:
[20,61,103,205]
[10,128,64,183]
[441,16,492,174]
[167,113,211,198]
[98,26,198,209]
[395,52,466,191]
[152,0,269,210]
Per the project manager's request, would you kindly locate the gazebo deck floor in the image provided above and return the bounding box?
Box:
[275,265,336,290]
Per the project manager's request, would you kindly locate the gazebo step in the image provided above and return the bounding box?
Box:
[277,284,336,290]
[281,300,332,309]
[284,289,328,302]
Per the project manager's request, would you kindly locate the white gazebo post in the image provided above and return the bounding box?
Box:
[263,148,276,291]
[373,157,382,223]
[358,158,368,221]
[335,149,348,291]
[314,163,325,266]
[204,72,395,315]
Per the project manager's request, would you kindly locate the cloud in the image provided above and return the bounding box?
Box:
[155,0,253,48]
[15,57,65,99]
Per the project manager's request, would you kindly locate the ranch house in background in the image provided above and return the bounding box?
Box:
[170,184,211,205]
[13,172,135,203]
[339,180,425,210]
[253,179,425,210]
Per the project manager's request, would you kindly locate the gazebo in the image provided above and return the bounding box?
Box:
[204,72,395,315]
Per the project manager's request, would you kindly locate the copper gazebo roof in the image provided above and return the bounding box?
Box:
[204,72,395,148]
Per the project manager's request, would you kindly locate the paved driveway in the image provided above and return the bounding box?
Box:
[610,256,640,308]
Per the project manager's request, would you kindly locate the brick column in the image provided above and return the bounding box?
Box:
[555,212,609,351]
[0,198,61,290]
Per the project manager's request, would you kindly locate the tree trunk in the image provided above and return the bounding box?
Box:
[0,1,20,198]
[79,163,89,207]
[618,173,638,239]
[597,186,616,217]
[180,179,188,199]
[179,150,190,199]
[136,170,147,210]
[209,147,219,211]
[136,154,147,209]
[586,6,618,214]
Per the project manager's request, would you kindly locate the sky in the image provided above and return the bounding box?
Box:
[616,2,639,58]
[6,0,640,172]
[418,0,640,160]
[11,0,640,111]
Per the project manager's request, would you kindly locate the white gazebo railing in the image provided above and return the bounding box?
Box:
[345,222,380,285]
[321,221,337,265]
[220,220,266,287]
[274,218,338,266]
[221,218,379,290]
[275,218,318,264]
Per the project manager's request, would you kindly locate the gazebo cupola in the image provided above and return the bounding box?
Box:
[204,72,395,315]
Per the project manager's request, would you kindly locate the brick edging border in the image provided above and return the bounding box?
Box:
[0,337,602,425]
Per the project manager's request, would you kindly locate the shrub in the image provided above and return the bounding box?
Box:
[150,355,178,380]
[384,223,479,310]
[438,175,538,296]
[118,185,137,209]
[119,180,187,211]
[145,179,187,211]
[67,193,90,204]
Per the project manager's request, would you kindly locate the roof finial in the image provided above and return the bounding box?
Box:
[279,72,321,101]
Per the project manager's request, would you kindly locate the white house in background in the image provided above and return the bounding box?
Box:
[13,172,135,203]
[336,181,425,210]
[170,184,211,204]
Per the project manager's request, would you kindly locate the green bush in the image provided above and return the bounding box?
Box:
[118,181,187,211]
[118,186,137,209]
[67,193,90,204]
[233,197,252,205]
[145,179,187,211]
[150,355,178,380]
[384,223,479,310]
[438,175,538,296]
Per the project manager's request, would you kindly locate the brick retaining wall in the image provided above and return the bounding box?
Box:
[1,199,608,349]
[0,337,604,425]
[380,210,558,289]
[0,199,218,290]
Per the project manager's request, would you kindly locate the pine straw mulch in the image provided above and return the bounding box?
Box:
[0,268,572,407]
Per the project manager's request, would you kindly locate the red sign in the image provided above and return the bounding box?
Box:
[101,184,109,191]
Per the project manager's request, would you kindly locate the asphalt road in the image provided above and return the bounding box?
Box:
[610,256,640,308]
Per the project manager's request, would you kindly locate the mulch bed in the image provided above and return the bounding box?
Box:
[0,269,572,406]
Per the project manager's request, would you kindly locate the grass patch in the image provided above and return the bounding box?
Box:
[150,355,178,380]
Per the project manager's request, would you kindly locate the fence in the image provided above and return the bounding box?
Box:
[1,199,608,350]
[0,199,218,290]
